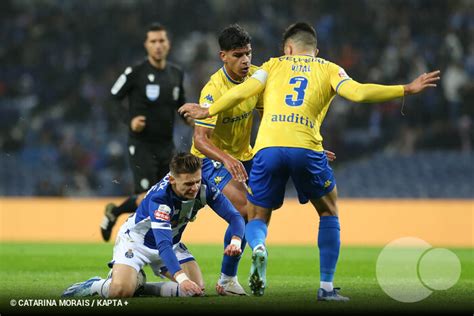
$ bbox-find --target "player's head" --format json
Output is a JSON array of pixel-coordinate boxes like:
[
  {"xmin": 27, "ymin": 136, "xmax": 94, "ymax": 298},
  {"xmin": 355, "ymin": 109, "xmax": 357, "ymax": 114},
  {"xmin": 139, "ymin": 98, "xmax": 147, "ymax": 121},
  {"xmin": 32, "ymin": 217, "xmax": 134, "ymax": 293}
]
[
  {"xmin": 169, "ymin": 153, "xmax": 202, "ymax": 200},
  {"xmin": 282, "ymin": 22, "xmax": 319, "ymax": 57},
  {"xmin": 218, "ymin": 24, "xmax": 252, "ymax": 80},
  {"xmin": 144, "ymin": 22, "xmax": 170, "ymax": 63}
]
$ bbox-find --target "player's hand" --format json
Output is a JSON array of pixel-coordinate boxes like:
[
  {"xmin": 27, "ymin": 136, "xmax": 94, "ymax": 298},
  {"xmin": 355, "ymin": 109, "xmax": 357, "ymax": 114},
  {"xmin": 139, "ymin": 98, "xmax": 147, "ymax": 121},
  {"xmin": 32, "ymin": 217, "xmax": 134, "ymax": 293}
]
[
  {"xmin": 224, "ymin": 237, "xmax": 242, "ymax": 256},
  {"xmin": 324, "ymin": 150, "xmax": 336, "ymax": 162},
  {"xmin": 178, "ymin": 103, "xmax": 210, "ymax": 120},
  {"xmin": 179, "ymin": 279, "xmax": 204, "ymax": 297},
  {"xmin": 404, "ymin": 70, "xmax": 441, "ymax": 95},
  {"xmin": 131, "ymin": 115, "xmax": 146, "ymax": 132},
  {"xmin": 222, "ymin": 156, "xmax": 248, "ymax": 183}
]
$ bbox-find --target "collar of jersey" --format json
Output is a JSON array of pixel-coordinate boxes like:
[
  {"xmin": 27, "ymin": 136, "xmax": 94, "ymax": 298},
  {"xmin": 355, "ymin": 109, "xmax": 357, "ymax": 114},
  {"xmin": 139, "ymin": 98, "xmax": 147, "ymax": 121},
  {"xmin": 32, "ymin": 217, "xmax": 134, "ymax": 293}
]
[{"xmin": 222, "ymin": 66, "xmax": 244, "ymax": 85}]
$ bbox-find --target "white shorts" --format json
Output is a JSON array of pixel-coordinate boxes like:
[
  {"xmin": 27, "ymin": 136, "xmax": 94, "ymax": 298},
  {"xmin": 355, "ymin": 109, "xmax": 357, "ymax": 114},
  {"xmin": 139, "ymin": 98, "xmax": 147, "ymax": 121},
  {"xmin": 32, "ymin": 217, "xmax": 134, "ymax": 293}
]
[{"xmin": 109, "ymin": 222, "xmax": 195, "ymax": 277}]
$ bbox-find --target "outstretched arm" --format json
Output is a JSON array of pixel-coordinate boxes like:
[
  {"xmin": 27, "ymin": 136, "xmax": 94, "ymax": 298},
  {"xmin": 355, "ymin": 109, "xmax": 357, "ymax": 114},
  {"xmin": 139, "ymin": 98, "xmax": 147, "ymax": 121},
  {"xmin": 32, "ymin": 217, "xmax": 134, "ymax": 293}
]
[
  {"xmin": 178, "ymin": 72, "xmax": 266, "ymax": 119},
  {"xmin": 337, "ymin": 70, "xmax": 440, "ymax": 103}
]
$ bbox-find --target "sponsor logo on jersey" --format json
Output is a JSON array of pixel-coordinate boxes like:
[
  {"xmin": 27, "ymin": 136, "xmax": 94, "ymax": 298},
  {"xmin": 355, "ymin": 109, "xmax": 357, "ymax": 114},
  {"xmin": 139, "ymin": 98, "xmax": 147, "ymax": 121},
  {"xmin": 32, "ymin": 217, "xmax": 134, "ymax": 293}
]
[
  {"xmin": 204, "ymin": 94, "xmax": 214, "ymax": 103},
  {"xmin": 222, "ymin": 110, "xmax": 252, "ymax": 124},
  {"xmin": 125, "ymin": 249, "xmax": 134, "ymax": 258},
  {"xmin": 146, "ymin": 84, "xmax": 160, "ymax": 101},
  {"xmin": 154, "ymin": 204, "xmax": 171, "ymax": 221}
]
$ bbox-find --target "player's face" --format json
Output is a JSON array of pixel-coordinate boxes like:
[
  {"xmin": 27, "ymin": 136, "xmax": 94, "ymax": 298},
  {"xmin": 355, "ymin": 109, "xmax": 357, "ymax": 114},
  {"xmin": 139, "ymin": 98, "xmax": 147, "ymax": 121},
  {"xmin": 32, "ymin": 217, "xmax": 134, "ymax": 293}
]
[
  {"xmin": 170, "ymin": 170, "xmax": 202, "ymax": 200},
  {"xmin": 144, "ymin": 30, "xmax": 170, "ymax": 62},
  {"xmin": 220, "ymin": 44, "xmax": 252, "ymax": 80}
]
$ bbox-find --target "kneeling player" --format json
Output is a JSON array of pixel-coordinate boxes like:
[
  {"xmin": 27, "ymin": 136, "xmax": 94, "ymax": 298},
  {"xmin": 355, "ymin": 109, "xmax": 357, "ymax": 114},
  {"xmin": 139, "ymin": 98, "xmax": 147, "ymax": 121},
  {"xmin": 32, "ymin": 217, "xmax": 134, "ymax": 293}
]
[{"xmin": 62, "ymin": 153, "xmax": 244, "ymax": 298}]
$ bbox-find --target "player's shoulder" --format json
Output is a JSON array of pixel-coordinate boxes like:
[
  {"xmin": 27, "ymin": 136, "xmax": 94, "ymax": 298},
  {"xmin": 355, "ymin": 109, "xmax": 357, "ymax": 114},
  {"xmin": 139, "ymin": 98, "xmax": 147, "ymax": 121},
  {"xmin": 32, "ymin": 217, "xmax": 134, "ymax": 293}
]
[
  {"xmin": 166, "ymin": 61, "xmax": 184, "ymax": 75},
  {"xmin": 205, "ymin": 68, "xmax": 227, "ymax": 89}
]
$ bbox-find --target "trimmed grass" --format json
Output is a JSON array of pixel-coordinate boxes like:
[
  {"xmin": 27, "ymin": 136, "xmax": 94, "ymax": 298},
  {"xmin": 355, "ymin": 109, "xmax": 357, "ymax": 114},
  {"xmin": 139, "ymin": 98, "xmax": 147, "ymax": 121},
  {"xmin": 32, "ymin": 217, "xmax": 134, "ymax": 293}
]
[{"xmin": 0, "ymin": 243, "xmax": 472, "ymax": 315}]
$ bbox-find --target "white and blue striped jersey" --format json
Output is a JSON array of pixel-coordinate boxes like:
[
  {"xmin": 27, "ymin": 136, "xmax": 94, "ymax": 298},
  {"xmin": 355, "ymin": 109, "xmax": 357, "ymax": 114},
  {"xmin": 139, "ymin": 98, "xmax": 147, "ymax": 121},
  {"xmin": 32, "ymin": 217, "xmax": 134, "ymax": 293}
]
[{"xmin": 123, "ymin": 173, "xmax": 245, "ymax": 275}]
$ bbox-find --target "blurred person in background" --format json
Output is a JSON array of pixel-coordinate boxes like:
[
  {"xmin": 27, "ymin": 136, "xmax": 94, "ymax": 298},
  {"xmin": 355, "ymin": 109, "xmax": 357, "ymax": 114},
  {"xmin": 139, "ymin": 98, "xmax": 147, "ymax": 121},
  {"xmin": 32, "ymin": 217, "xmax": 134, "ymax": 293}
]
[{"xmin": 101, "ymin": 22, "xmax": 192, "ymax": 242}]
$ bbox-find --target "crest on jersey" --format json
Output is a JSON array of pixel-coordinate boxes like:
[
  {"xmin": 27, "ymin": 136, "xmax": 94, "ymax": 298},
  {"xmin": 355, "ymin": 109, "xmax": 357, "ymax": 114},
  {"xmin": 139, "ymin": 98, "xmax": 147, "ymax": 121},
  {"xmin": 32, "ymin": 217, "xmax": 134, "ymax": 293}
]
[
  {"xmin": 148, "ymin": 74, "xmax": 155, "ymax": 82},
  {"xmin": 125, "ymin": 249, "xmax": 134, "ymax": 258},
  {"xmin": 146, "ymin": 84, "xmax": 160, "ymax": 101},
  {"xmin": 173, "ymin": 86, "xmax": 180, "ymax": 101}
]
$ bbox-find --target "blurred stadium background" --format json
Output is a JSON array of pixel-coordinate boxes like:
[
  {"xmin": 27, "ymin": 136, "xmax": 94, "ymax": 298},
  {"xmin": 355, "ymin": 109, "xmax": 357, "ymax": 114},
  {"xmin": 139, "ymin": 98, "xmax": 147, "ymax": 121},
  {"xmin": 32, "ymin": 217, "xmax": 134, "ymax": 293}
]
[
  {"xmin": 0, "ymin": 0, "xmax": 472, "ymax": 313},
  {"xmin": 0, "ymin": 0, "xmax": 472, "ymax": 198}
]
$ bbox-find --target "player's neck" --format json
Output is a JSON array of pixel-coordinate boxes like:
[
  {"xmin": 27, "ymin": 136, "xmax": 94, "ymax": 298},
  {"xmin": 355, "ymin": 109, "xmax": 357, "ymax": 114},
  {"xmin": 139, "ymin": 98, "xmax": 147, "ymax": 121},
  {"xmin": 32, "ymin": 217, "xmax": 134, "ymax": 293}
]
[
  {"xmin": 223, "ymin": 64, "xmax": 244, "ymax": 83},
  {"xmin": 291, "ymin": 50, "xmax": 315, "ymax": 57},
  {"xmin": 148, "ymin": 56, "xmax": 166, "ymax": 70}
]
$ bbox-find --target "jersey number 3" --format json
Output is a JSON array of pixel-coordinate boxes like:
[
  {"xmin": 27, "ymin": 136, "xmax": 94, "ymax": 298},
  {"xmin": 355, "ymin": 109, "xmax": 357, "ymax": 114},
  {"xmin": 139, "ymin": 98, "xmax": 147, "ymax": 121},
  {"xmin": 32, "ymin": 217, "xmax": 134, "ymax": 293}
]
[{"xmin": 285, "ymin": 76, "xmax": 308, "ymax": 106}]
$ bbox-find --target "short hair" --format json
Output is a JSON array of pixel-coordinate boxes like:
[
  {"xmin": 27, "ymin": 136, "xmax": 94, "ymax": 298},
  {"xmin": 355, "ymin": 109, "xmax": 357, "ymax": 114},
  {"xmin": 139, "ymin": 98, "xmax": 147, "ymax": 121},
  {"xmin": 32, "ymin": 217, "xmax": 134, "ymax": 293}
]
[
  {"xmin": 282, "ymin": 22, "xmax": 317, "ymax": 50},
  {"xmin": 218, "ymin": 24, "xmax": 251, "ymax": 51},
  {"xmin": 145, "ymin": 22, "xmax": 166, "ymax": 40},
  {"xmin": 169, "ymin": 153, "xmax": 202, "ymax": 176}
]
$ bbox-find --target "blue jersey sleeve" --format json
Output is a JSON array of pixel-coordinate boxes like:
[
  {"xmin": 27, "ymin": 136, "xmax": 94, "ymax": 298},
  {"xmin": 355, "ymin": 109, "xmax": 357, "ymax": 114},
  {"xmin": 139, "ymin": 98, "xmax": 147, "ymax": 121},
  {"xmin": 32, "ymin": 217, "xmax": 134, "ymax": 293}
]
[
  {"xmin": 148, "ymin": 197, "xmax": 182, "ymax": 276},
  {"xmin": 205, "ymin": 182, "xmax": 245, "ymax": 239}
]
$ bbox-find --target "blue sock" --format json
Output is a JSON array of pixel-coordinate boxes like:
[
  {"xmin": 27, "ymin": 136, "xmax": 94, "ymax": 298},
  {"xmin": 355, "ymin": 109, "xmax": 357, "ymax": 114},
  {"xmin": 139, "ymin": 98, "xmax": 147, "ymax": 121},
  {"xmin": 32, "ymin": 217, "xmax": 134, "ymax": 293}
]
[
  {"xmin": 318, "ymin": 216, "xmax": 341, "ymax": 283},
  {"xmin": 221, "ymin": 224, "xmax": 247, "ymax": 277},
  {"xmin": 245, "ymin": 219, "xmax": 268, "ymax": 250}
]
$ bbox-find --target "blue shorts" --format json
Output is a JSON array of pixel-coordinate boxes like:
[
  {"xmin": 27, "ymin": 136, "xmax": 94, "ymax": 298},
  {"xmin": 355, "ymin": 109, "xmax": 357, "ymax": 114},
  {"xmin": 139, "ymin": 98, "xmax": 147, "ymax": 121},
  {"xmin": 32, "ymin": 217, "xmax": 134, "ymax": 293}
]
[
  {"xmin": 202, "ymin": 158, "xmax": 253, "ymax": 191},
  {"xmin": 247, "ymin": 147, "xmax": 336, "ymax": 209}
]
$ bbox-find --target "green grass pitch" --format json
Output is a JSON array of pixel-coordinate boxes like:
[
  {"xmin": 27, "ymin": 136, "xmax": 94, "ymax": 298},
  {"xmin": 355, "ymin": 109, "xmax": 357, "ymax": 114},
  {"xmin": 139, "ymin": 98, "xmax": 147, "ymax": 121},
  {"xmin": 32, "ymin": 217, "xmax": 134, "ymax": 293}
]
[{"xmin": 0, "ymin": 243, "xmax": 472, "ymax": 315}]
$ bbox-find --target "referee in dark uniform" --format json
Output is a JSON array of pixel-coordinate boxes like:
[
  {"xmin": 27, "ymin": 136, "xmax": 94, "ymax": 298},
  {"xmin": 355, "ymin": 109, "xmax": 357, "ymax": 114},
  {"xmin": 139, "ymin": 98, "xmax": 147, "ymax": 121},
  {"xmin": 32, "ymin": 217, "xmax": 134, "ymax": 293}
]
[{"xmin": 101, "ymin": 22, "xmax": 191, "ymax": 241}]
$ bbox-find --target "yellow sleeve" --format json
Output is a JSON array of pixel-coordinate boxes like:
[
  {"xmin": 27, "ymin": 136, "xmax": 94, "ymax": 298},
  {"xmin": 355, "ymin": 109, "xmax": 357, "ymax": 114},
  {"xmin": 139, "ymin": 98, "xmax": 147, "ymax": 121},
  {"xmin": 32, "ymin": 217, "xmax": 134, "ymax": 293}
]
[
  {"xmin": 337, "ymin": 80, "xmax": 404, "ymax": 103},
  {"xmin": 195, "ymin": 82, "xmax": 221, "ymax": 128},
  {"xmin": 208, "ymin": 77, "xmax": 265, "ymax": 116},
  {"xmin": 327, "ymin": 62, "xmax": 404, "ymax": 103}
]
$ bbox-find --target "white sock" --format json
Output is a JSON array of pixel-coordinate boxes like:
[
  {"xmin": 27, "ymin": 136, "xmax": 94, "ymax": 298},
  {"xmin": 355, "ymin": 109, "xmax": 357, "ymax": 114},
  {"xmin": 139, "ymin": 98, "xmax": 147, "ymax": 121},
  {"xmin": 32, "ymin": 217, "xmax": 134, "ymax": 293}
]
[
  {"xmin": 143, "ymin": 282, "xmax": 182, "ymax": 297},
  {"xmin": 218, "ymin": 273, "xmax": 236, "ymax": 285},
  {"xmin": 90, "ymin": 278, "xmax": 111, "ymax": 298},
  {"xmin": 320, "ymin": 281, "xmax": 333, "ymax": 292}
]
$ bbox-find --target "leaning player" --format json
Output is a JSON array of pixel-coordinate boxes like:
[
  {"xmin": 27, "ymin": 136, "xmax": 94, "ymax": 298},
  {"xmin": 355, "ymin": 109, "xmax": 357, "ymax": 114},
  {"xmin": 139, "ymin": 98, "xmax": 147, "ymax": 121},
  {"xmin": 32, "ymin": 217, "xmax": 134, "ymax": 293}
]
[
  {"xmin": 191, "ymin": 24, "xmax": 336, "ymax": 296},
  {"xmin": 179, "ymin": 22, "xmax": 440, "ymax": 300},
  {"xmin": 63, "ymin": 153, "xmax": 244, "ymax": 298}
]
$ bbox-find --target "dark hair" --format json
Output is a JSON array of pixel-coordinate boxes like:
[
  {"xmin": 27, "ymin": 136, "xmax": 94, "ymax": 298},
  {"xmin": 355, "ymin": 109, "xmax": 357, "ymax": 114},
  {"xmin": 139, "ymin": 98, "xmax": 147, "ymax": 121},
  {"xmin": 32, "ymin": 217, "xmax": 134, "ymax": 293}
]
[
  {"xmin": 145, "ymin": 22, "xmax": 166, "ymax": 40},
  {"xmin": 218, "ymin": 24, "xmax": 251, "ymax": 51},
  {"xmin": 169, "ymin": 153, "xmax": 202, "ymax": 176},
  {"xmin": 282, "ymin": 22, "xmax": 317, "ymax": 49}
]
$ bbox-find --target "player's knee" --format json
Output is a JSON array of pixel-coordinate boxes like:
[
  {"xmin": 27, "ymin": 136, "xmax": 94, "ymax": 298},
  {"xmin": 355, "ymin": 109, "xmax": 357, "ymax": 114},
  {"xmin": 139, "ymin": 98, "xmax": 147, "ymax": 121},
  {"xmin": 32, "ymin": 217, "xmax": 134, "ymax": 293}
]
[{"xmin": 109, "ymin": 280, "xmax": 135, "ymax": 298}]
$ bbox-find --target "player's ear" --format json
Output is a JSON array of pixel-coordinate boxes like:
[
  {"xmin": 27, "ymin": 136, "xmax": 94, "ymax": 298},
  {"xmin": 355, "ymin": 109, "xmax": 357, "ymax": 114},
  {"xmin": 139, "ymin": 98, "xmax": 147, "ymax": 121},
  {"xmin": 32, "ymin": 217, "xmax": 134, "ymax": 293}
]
[
  {"xmin": 168, "ymin": 174, "xmax": 176, "ymax": 185},
  {"xmin": 219, "ymin": 51, "xmax": 227, "ymax": 63},
  {"xmin": 315, "ymin": 48, "xmax": 319, "ymax": 57}
]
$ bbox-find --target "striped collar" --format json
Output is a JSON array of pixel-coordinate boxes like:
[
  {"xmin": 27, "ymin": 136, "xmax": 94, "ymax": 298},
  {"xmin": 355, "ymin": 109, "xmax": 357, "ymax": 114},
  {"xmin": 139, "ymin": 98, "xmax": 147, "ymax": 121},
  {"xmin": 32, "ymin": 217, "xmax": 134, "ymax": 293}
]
[{"xmin": 222, "ymin": 66, "xmax": 244, "ymax": 85}]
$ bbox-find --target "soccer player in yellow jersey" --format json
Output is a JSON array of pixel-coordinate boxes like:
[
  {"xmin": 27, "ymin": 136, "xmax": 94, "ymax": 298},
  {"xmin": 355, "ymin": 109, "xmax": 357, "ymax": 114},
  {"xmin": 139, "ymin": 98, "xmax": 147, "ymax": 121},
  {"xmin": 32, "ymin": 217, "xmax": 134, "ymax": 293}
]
[
  {"xmin": 191, "ymin": 24, "xmax": 336, "ymax": 296},
  {"xmin": 190, "ymin": 24, "xmax": 259, "ymax": 296},
  {"xmin": 180, "ymin": 22, "xmax": 440, "ymax": 300}
]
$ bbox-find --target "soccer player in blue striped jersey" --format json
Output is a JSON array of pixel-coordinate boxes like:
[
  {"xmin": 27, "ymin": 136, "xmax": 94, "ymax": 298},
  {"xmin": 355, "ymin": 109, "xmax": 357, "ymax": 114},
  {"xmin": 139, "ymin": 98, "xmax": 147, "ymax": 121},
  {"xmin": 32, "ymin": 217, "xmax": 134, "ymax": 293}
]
[
  {"xmin": 63, "ymin": 153, "xmax": 244, "ymax": 298},
  {"xmin": 179, "ymin": 22, "xmax": 440, "ymax": 300}
]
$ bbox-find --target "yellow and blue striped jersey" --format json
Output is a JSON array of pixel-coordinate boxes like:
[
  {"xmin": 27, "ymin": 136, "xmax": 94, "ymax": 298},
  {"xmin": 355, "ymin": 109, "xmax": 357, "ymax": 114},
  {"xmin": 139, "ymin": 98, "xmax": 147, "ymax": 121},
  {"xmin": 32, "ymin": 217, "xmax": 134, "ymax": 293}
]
[
  {"xmin": 253, "ymin": 55, "xmax": 351, "ymax": 153},
  {"xmin": 190, "ymin": 65, "xmax": 262, "ymax": 161}
]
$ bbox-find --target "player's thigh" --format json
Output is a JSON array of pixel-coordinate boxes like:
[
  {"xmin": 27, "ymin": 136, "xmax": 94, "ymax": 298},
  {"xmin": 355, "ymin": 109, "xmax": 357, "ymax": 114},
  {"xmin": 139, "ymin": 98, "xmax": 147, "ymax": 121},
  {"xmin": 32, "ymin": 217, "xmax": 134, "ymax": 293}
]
[
  {"xmin": 152, "ymin": 143, "xmax": 174, "ymax": 182},
  {"xmin": 222, "ymin": 179, "xmax": 248, "ymax": 218},
  {"xmin": 289, "ymin": 148, "xmax": 336, "ymax": 206},
  {"xmin": 127, "ymin": 139, "xmax": 155, "ymax": 193},
  {"xmin": 310, "ymin": 185, "xmax": 339, "ymax": 217},
  {"xmin": 247, "ymin": 148, "xmax": 289, "ymax": 209},
  {"xmin": 109, "ymin": 264, "xmax": 138, "ymax": 297}
]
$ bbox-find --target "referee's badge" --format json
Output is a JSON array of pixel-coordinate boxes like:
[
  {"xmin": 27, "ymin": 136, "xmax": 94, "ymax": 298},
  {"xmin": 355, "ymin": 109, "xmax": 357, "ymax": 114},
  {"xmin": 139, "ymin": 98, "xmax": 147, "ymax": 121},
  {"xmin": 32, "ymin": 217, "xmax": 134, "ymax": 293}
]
[
  {"xmin": 173, "ymin": 86, "xmax": 180, "ymax": 101},
  {"xmin": 146, "ymin": 84, "xmax": 160, "ymax": 101}
]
